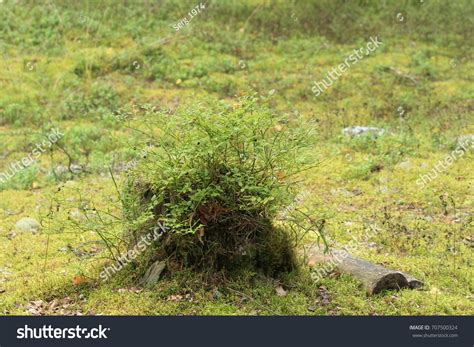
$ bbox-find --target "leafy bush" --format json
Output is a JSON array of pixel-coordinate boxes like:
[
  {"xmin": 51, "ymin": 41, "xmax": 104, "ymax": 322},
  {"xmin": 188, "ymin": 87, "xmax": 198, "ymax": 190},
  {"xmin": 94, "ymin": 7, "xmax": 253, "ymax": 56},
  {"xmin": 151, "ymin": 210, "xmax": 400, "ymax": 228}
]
[
  {"xmin": 0, "ymin": 99, "xmax": 44, "ymax": 127},
  {"xmin": 57, "ymin": 124, "xmax": 114, "ymax": 171},
  {"xmin": 64, "ymin": 82, "xmax": 120, "ymax": 120},
  {"xmin": 122, "ymin": 97, "xmax": 317, "ymax": 275},
  {"xmin": 0, "ymin": 164, "xmax": 38, "ymax": 191}
]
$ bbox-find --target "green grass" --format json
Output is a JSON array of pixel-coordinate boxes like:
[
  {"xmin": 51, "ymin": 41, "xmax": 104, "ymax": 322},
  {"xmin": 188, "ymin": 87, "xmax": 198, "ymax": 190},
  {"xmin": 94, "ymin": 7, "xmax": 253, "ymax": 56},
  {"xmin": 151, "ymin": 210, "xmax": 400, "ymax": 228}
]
[{"xmin": 0, "ymin": 0, "xmax": 472, "ymax": 315}]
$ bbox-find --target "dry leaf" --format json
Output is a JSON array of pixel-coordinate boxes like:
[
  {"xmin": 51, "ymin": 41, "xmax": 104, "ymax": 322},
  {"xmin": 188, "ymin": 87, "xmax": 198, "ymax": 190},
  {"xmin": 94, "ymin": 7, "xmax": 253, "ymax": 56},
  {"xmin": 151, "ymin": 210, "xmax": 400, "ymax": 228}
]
[
  {"xmin": 317, "ymin": 286, "xmax": 331, "ymax": 306},
  {"xmin": 26, "ymin": 297, "xmax": 85, "ymax": 316},
  {"xmin": 73, "ymin": 275, "xmax": 86, "ymax": 286},
  {"xmin": 167, "ymin": 294, "xmax": 183, "ymax": 302}
]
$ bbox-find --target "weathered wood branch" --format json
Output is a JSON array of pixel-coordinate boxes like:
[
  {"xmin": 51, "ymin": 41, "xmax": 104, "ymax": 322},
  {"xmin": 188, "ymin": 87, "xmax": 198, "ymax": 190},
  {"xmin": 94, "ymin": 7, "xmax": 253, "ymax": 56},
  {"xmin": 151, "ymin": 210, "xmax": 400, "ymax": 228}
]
[
  {"xmin": 388, "ymin": 67, "xmax": 418, "ymax": 85},
  {"xmin": 302, "ymin": 244, "xmax": 423, "ymax": 295}
]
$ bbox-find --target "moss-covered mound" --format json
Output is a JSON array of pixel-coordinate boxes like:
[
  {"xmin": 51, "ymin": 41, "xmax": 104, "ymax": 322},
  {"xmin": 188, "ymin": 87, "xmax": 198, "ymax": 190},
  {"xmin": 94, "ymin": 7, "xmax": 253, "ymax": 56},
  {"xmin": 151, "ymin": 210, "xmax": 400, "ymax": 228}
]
[{"xmin": 121, "ymin": 98, "xmax": 315, "ymax": 278}]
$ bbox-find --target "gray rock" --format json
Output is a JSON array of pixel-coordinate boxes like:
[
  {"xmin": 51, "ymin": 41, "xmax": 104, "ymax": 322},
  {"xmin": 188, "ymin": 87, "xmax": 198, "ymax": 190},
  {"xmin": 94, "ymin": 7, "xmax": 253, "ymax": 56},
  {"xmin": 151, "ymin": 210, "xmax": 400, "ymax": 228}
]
[
  {"xmin": 139, "ymin": 260, "xmax": 166, "ymax": 286},
  {"xmin": 54, "ymin": 164, "xmax": 82, "ymax": 175},
  {"xmin": 397, "ymin": 160, "xmax": 412, "ymax": 170},
  {"xmin": 343, "ymin": 126, "xmax": 385, "ymax": 137},
  {"xmin": 15, "ymin": 217, "xmax": 41, "ymax": 233}
]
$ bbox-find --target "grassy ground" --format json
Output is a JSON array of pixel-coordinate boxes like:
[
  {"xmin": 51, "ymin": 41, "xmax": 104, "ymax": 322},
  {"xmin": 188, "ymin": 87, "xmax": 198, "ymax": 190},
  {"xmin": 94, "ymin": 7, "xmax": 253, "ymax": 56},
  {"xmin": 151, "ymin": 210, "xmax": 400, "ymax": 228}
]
[{"xmin": 0, "ymin": 0, "xmax": 473, "ymax": 315}]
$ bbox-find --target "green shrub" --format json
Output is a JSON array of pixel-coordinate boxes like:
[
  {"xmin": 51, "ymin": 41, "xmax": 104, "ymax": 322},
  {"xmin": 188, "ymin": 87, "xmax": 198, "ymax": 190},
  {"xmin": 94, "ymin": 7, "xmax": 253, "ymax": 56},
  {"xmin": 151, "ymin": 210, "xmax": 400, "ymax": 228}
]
[
  {"xmin": 0, "ymin": 100, "xmax": 44, "ymax": 127},
  {"xmin": 122, "ymin": 97, "xmax": 317, "ymax": 276},
  {"xmin": 63, "ymin": 82, "xmax": 120, "ymax": 120},
  {"xmin": 0, "ymin": 164, "xmax": 38, "ymax": 191},
  {"xmin": 60, "ymin": 124, "xmax": 112, "ymax": 168}
]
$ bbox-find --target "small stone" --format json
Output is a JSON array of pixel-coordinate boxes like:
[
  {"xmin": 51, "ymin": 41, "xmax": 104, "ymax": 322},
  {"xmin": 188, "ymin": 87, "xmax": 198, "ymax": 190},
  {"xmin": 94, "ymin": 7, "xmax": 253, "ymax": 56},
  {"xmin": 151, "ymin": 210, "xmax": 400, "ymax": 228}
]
[
  {"xmin": 15, "ymin": 217, "xmax": 41, "ymax": 233},
  {"xmin": 397, "ymin": 160, "xmax": 412, "ymax": 170},
  {"xmin": 139, "ymin": 260, "xmax": 166, "ymax": 286},
  {"xmin": 342, "ymin": 126, "xmax": 385, "ymax": 138},
  {"xmin": 54, "ymin": 164, "xmax": 82, "ymax": 175}
]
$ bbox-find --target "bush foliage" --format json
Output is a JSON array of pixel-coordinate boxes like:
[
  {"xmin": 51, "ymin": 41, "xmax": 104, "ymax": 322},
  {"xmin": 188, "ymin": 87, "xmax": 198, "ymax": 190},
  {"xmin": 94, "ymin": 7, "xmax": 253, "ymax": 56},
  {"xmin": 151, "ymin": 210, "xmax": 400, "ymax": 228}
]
[{"xmin": 122, "ymin": 97, "xmax": 316, "ymax": 274}]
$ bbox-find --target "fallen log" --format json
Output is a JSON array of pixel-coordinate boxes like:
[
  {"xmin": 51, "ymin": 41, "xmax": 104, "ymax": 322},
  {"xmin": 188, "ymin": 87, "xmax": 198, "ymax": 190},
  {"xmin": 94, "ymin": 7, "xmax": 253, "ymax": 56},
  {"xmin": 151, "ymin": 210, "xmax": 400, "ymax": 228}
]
[{"xmin": 302, "ymin": 244, "xmax": 423, "ymax": 295}]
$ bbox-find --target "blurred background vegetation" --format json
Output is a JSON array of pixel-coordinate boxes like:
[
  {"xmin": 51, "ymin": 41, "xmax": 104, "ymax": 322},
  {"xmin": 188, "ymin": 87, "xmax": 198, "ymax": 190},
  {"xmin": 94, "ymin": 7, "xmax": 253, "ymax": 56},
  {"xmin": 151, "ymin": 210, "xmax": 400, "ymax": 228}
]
[{"xmin": 0, "ymin": 0, "xmax": 472, "ymax": 315}]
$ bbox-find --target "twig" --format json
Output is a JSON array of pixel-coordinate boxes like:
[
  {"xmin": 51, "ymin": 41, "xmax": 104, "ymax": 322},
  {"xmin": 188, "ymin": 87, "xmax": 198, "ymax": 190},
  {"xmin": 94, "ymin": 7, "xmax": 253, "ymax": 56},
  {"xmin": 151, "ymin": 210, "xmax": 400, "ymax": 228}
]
[
  {"xmin": 227, "ymin": 287, "xmax": 280, "ymax": 315},
  {"xmin": 388, "ymin": 67, "xmax": 417, "ymax": 85}
]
